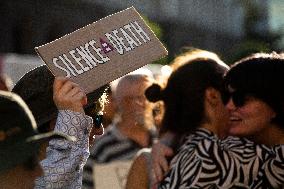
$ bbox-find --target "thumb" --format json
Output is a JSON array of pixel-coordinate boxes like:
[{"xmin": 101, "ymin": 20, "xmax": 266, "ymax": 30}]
[{"xmin": 81, "ymin": 96, "xmax": 88, "ymax": 106}]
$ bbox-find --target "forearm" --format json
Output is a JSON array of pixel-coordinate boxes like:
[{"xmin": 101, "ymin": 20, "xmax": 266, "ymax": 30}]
[{"xmin": 35, "ymin": 110, "xmax": 93, "ymax": 189}]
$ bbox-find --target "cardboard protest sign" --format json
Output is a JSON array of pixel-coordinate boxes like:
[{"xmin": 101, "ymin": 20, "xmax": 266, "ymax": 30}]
[
  {"xmin": 35, "ymin": 7, "xmax": 167, "ymax": 93},
  {"xmin": 94, "ymin": 160, "xmax": 133, "ymax": 189}
]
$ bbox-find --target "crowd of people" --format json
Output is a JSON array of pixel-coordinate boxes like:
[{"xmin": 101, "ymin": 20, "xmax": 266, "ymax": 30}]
[{"xmin": 1, "ymin": 47, "xmax": 284, "ymax": 189}]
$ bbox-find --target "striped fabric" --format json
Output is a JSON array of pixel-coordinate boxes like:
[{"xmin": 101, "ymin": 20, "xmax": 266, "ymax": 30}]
[
  {"xmin": 82, "ymin": 124, "xmax": 141, "ymax": 189},
  {"xmin": 159, "ymin": 128, "xmax": 284, "ymax": 189}
]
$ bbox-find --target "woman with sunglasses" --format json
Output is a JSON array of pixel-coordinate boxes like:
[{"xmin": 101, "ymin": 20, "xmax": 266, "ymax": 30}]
[
  {"xmin": 224, "ymin": 53, "xmax": 284, "ymax": 187},
  {"xmin": 225, "ymin": 53, "xmax": 284, "ymax": 146},
  {"xmin": 151, "ymin": 51, "xmax": 284, "ymax": 188}
]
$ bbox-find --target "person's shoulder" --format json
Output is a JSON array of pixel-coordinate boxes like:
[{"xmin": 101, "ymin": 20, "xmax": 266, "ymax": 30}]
[
  {"xmin": 90, "ymin": 126, "xmax": 119, "ymax": 150},
  {"xmin": 217, "ymin": 136, "xmax": 275, "ymax": 160},
  {"xmin": 221, "ymin": 136, "xmax": 260, "ymax": 149},
  {"xmin": 184, "ymin": 128, "xmax": 217, "ymax": 141},
  {"xmin": 136, "ymin": 148, "xmax": 151, "ymax": 157},
  {"xmin": 179, "ymin": 128, "xmax": 217, "ymax": 151},
  {"xmin": 95, "ymin": 124, "xmax": 117, "ymax": 139},
  {"xmin": 133, "ymin": 152, "xmax": 149, "ymax": 166},
  {"xmin": 134, "ymin": 148, "xmax": 152, "ymax": 164}
]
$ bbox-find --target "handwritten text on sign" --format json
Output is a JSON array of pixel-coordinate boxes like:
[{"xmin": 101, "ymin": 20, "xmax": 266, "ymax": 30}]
[
  {"xmin": 53, "ymin": 21, "xmax": 150, "ymax": 77},
  {"xmin": 35, "ymin": 7, "xmax": 168, "ymax": 94}
]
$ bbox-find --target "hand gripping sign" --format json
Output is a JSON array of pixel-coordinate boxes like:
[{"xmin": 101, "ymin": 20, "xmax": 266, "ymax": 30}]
[{"xmin": 35, "ymin": 7, "xmax": 168, "ymax": 94}]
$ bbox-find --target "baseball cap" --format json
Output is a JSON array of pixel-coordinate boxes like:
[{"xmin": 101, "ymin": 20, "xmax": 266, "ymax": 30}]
[
  {"xmin": 12, "ymin": 65, "xmax": 108, "ymax": 127},
  {"xmin": 0, "ymin": 91, "xmax": 74, "ymax": 173}
]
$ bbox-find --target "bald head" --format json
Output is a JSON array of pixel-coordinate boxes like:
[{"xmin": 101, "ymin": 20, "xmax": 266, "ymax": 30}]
[
  {"xmin": 114, "ymin": 74, "xmax": 154, "ymax": 104},
  {"xmin": 113, "ymin": 74, "xmax": 155, "ymax": 129}
]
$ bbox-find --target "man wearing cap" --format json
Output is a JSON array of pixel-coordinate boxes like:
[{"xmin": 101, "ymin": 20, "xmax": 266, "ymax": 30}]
[
  {"xmin": 0, "ymin": 90, "xmax": 72, "ymax": 188},
  {"xmin": 12, "ymin": 65, "xmax": 108, "ymax": 188}
]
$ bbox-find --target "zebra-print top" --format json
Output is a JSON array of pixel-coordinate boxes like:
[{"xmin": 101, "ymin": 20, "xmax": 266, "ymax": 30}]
[{"xmin": 159, "ymin": 128, "xmax": 284, "ymax": 189}]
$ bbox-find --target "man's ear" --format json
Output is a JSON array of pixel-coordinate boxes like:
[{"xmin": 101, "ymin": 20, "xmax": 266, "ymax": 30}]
[{"xmin": 205, "ymin": 87, "xmax": 220, "ymax": 106}]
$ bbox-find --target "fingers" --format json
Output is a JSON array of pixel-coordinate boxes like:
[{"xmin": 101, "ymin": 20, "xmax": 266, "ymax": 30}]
[
  {"xmin": 72, "ymin": 91, "xmax": 87, "ymax": 107},
  {"xmin": 66, "ymin": 87, "xmax": 88, "ymax": 106},
  {"xmin": 163, "ymin": 146, "xmax": 174, "ymax": 157},
  {"xmin": 67, "ymin": 86, "xmax": 81, "ymax": 97},
  {"xmin": 53, "ymin": 77, "xmax": 87, "ymax": 113},
  {"xmin": 61, "ymin": 82, "xmax": 80, "ymax": 96},
  {"xmin": 153, "ymin": 159, "xmax": 164, "ymax": 182},
  {"xmin": 53, "ymin": 77, "xmax": 68, "ymax": 94},
  {"xmin": 151, "ymin": 142, "xmax": 175, "ymax": 182},
  {"xmin": 158, "ymin": 154, "xmax": 170, "ymax": 175},
  {"xmin": 81, "ymin": 96, "xmax": 88, "ymax": 106}
]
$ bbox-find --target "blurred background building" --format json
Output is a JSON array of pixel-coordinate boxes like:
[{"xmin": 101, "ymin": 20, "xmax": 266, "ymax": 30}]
[{"xmin": 0, "ymin": 0, "xmax": 283, "ymax": 82}]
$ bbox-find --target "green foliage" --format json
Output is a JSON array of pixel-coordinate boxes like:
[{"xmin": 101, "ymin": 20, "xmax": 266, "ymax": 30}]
[
  {"xmin": 142, "ymin": 15, "xmax": 168, "ymax": 65},
  {"xmin": 229, "ymin": 40, "xmax": 271, "ymax": 64},
  {"xmin": 142, "ymin": 16, "xmax": 163, "ymax": 39},
  {"xmin": 229, "ymin": 1, "xmax": 283, "ymax": 64}
]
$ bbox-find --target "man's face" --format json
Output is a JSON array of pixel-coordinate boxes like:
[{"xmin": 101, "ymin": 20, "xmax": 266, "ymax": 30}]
[{"xmin": 117, "ymin": 78, "xmax": 154, "ymax": 128}]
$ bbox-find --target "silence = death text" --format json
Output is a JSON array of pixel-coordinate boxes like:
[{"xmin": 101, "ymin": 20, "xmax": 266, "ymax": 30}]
[{"xmin": 52, "ymin": 20, "xmax": 151, "ymax": 77}]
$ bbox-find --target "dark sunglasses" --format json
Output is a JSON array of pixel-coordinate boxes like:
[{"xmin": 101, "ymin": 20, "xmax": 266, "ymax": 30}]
[
  {"xmin": 92, "ymin": 114, "xmax": 103, "ymax": 128},
  {"xmin": 222, "ymin": 90, "xmax": 248, "ymax": 107}
]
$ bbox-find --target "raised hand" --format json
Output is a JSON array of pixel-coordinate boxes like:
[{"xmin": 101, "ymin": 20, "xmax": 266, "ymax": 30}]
[{"xmin": 53, "ymin": 77, "xmax": 87, "ymax": 113}]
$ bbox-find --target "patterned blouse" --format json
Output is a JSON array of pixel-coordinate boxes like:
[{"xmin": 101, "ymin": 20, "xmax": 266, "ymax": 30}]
[
  {"xmin": 35, "ymin": 110, "xmax": 93, "ymax": 189},
  {"xmin": 159, "ymin": 128, "xmax": 284, "ymax": 189}
]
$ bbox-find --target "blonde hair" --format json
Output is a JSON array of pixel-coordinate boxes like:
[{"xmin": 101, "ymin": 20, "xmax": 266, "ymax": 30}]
[{"xmin": 171, "ymin": 49, "xmax": 229, "ymax": 71}]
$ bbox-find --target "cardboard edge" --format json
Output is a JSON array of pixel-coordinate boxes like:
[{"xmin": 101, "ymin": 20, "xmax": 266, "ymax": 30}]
[
  {"xmin": 34, "ymin": 7, "xmax": 136, "ymax": 50},
  {"xmin": 34, "ymin": 47, "xmax": 56, "ymax": 77},
  {"xmin": 132, "ymin": 8, "xmax": 168, "ymax": 56},
  {"xmin": 33, "ymin": 6, "xmax": 168, "ymax": 93}
]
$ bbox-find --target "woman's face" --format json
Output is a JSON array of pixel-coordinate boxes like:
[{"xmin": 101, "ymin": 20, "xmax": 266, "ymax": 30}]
[{"xmin": 225, "ymin": 91, "xmax": 276, "ymax": 137}]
